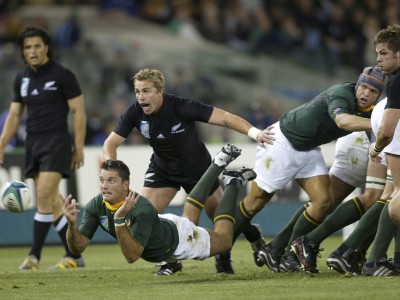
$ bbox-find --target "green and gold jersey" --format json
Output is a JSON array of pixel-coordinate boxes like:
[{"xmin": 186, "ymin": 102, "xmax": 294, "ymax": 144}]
[
  {"xmin": 79, "ymin": 194, "xmax": 179, "ymax": 263},
  {"xmin": 280, "ymin": 83, "xmax": 373, "ymax": 151}
]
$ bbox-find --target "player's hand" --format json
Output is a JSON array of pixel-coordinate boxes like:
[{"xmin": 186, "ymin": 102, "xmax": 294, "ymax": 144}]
[
  {"xmin": 60, "ymin": 193, "xmax": 79, "ymax": 223},
  {"xmin": 369, "ymin": 142, "xmax": 382, "ymax": 163},
  {"xmin": 71, "ymin": 148, "xmax": 84, "ymax": 171},
  {"xmin": 114, "ymin": 191, "xmax": 140, "ymax": 218},
  {"xmin": 257, "ymin": 125, "xmax": 275, "ymax": 146}
]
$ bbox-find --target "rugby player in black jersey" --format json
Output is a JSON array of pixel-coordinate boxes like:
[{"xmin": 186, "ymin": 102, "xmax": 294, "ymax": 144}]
[
  {"xmin": 0, "ymin": 26, "xmax": 87, "ymax": 270},
  {"xmin": 103, "ymin": 68, "xmax": 273, "ymax": 275}
]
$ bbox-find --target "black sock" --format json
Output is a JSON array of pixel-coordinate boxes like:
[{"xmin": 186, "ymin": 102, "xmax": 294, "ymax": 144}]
[
  {"xmin": 242, "ymin": 224, "xmax": 261, "ymax": 243},
  {"xmin": 30, "ymin": 213, "xmax": 53, "ymax": 260},
  {"xmin": 54, "ymin": 215, "xmax": 81, "ymax": 259}
]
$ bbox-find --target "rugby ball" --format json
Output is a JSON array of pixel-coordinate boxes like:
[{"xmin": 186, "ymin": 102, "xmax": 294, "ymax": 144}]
[{"xmin": 1, "ymin": 180, "xmax": 32, "ymax": 213}]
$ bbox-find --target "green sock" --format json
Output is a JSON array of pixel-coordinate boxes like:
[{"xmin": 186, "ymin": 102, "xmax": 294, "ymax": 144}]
[
  {"xmin": 394, "ymin": 229, "xmax": 400, "ymax": 263},
  {"xmin": 367, "ymin": 203, "xmax": 397, "ymax": 263},
  {"xmin": 283, "ymin": 210, "xmax": 320, "ymax": 256},
  {"xmin": 185, "ymin": 163, "xmax": 223, "ymax": 209},
  {"xmin": 307, "ymin": 197, "xmax": 364, "ymax": 245},
  {"xmin": 270, "ymin": 203, "xmax": 309, "ymax": 253},
  {"xmin": 344, "ymin": 199, "xmax": 387, "ymax": 251},
  {"xmin": 214, "ymin": 185, "xmax": 239, "ymax": 224},
  {"xmin": 233, "ymin": 200, "xmax": 254, "ymax": 241}
]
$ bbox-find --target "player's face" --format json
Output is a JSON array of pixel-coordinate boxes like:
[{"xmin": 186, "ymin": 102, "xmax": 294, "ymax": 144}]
[
  {"xmin": 376, "ymin": 42, "xmax": 400, "ymax": 75},
  {"xmin": 134, "ymin": 80, "xmax": 164, "ymax": 115},
  {"xmin": 355, "ymin": 82, "xmax": 379, "ymax": 109},
  {"xmin": 99, "ymin": 169, "xmax": 129, "ymax": 203},
  {"xmin": 22, "ymin": 36, "xmax": 49, "ymax": 69}
]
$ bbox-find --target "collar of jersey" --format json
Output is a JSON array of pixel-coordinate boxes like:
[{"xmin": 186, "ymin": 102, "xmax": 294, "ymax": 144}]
[
  {"xmin": 358, "ymin": 104, "xmax": 374, "ymax": 113},
  {"xmin": 28, "ymin": 59, "xmax": 53, "ymax": 75},
  {"xmin": 103, "ymin": 199, "xmax": 125, "ymax": 212}
]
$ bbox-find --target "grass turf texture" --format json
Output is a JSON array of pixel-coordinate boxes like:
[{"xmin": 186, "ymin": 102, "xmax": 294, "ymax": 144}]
[{"xmin": 0, "ymin": 236, "xmax": 398, "ymax": 300}]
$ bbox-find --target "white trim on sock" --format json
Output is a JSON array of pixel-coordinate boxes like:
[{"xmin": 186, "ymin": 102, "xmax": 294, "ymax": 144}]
[
  {"xmin": 34, "ymin": 212, "xmax": 54, "ymax": 222},
  {"xmin": 55, "ymin": 215, "xmax": 68, "ymax": 232}
]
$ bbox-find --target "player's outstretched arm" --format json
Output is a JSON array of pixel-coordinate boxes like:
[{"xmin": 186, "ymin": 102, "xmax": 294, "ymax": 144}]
[
  {"xmin": 207, "ymin": 107, "xmax": 275, "ymax": 144},
  {"xmin": 60, "ymin": 194, "xmax": 90, "ymax": 254},
  {"xmin": 335, "ymin": 113, "xmax": 371, "ymax": 132}
]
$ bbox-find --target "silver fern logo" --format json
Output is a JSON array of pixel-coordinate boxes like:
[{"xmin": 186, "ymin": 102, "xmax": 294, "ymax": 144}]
[{"xmin": 171, "ymin": 123, "xmax": 185, "ymax": 134}]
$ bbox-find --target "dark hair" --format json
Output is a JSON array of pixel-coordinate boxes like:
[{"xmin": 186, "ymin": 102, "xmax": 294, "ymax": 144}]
[
  {"xmin": 374, "ymin": 24, "xmax": 400, "ymax": 53},
  {"xmin": 101, "ymin": 160, "xmax": 130, "ymax": 181},
  {"xmin": 16, "ymin": 26, "xmax": 53, "ymax": 60}
]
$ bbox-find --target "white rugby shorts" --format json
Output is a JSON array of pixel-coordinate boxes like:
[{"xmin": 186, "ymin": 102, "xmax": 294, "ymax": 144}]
[
  {"xmin": 372, "ymin": 98, "xmax": 400, "ymax": 156},
  {"xmin": 254, "ymin": 122, "xmax": 328, "ymax": 193},
  {"xmin": 159, "ymin": 214, "xmax": 210, "ymax": 260},
  {"xmin": 329, "ymin": 131, "xmax": 370, "ymax": 187}
]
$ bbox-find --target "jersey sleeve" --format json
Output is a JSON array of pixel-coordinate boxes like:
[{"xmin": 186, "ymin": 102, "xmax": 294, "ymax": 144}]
[
  {"xmin": 175, "ymin": 96, "xmax": 214, "ymax": 122},
  {"xmin": 79, "ymin": 199, "xmax": 100, "ymax": 239},
  {"xmin": 12, "ymin": 73, "xmax": 23, "ymax": 103},
  {"xmin": 385, "ymin": 74, "xmax": 400, "ymax": 109},
  {"xmin": 112, "ymin": 103, "xmax": 139, "ymax": 138},
  {"xmin": 327, "ymin": 95, "xmax": 351, "ymax": 121},
  {"xmin": 60, "ymin": 68, "xmax": 82, "ymax": 100}
]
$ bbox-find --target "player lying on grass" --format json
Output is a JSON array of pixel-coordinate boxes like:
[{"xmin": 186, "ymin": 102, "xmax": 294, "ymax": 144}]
[{"xmin": 61, "ymin": 144, "xmax": 256, "ymax": 269}]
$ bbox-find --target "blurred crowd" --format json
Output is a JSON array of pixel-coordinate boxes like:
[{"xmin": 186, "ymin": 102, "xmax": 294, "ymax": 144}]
[
  {"xmin": 138, "ymin": 0, "xmax": 398, "ymax": 75},
  {"xmin": 0, "ymin": 0, "xmax": 399, "ymax": 146},
  {"xmin": 8, "ymin": 0, "xmax": 394, "ymax": 74}
]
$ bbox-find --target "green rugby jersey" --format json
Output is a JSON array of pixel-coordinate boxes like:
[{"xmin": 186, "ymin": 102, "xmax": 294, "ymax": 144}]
[
  {"xmin": 79, "ymin": 194, "xmax": 179, "ymax": 263},
  {"xmin": 280, "ymin": 83, "xmax": 373, "ymax": 151}
]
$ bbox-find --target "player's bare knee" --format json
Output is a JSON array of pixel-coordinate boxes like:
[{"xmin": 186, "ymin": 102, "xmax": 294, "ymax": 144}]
[
  {"xmin": 312, "ymin": 196, "xmax": 335, "ymax": 215},
  {"xmin": 388, "ymin": 200, "xmax": 400, "ymax": 225}
]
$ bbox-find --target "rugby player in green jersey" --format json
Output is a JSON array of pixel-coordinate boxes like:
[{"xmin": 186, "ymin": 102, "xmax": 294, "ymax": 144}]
[
  {"xmin": 234, "ymin": 66, "xmax": 385, "ymax": 273},
  {"xmin": 60, "ymin": 144, "xmax": 257, "ymax": 270}
]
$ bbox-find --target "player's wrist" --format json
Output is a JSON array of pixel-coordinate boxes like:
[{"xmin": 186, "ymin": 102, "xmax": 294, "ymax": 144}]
[
  {"xmin": 247, "ymin": 127, "xmax": 261, "ymax": 141},
  {"xmin": 114, "ymin": 217, "xmax": 126, "ymax": 227},
  {"xmin": 374, "ymin": 144, "xmax": 383, "ymax": 153}
]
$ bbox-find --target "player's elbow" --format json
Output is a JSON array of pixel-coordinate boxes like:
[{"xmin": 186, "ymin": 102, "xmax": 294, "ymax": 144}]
[
  {"xmin": 124, "ymin": 254, "xmax": 140, "ymax": 264},
  {"xmin": 334, "ymin": 115, "xmax": 349, "ymax": 130}
]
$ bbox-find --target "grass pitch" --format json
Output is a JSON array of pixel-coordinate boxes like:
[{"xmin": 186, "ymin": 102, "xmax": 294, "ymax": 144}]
[{"xmin": 0, "ymin": 236, "xmax": 398, "ymax": 300}]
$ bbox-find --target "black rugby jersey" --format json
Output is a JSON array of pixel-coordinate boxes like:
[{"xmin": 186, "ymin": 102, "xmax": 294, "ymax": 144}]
[
  {"xmin": 385, "ymin": 69, "xmax": 400, "ymax": 109},
  {"xmin": 114, "ymin": 94, "xmax": 214, "ymax": 179},
  {"xmin": 12, "ymin": 60, "xmax": 82, "ymax": 134}
]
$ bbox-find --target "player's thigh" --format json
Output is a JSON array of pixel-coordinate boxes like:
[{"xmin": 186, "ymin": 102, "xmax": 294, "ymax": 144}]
[
  {"xmin": 386, "ymin": 154, "xmax": 400, "ymax": 188},
  {"xmin": 329, "ymin": 174, "xmax": 356, "ymax": 205},
  {"xmin": 142, "ymin": 187, "xmax": 178, "ymax": 213},
  {"xmin": 34, "ymin": 172, "xmax": 63, "ymax": 211},
  {"xmin": 297, "ymin": 175, "xmax": 332, "ymax": 204},
  {"xmin": 34, "ymin": 172, "xmax": 63, "ymax": 197}
]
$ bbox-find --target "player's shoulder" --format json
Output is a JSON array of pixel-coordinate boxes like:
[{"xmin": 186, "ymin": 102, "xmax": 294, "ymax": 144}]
[
  {"xmin": 49, "ymin": 60, "xmax": 76, "ymax": 77},
  {"xmin": 84, "ymin": 193, "xmax": 104, "ymax": 211}
]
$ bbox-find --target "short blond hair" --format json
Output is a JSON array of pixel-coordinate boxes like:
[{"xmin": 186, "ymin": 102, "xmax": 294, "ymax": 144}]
[{"xmin": 132, "ymin": 68, "xmax": 165, "ymax": 91}]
